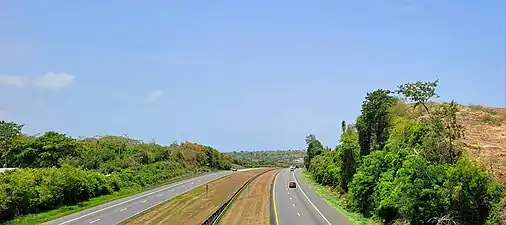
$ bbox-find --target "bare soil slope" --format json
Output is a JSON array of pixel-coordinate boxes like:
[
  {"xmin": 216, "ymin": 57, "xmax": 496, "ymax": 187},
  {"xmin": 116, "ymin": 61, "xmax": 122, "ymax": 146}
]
[{"xmin": 455, "ymin": 105, "xmax": 506, "ymax": 185}]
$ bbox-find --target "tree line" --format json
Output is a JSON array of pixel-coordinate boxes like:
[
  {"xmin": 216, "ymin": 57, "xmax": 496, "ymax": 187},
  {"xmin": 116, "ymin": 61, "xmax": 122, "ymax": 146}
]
[
  {"xmin": 225, "ymin": 149, "xmax": 305, "ymax": 167},
  {"xmin": 305, "ymin": 80, "xmax": 504, "ymax": 225},
  {"xmin": 0, "ymin": 124, "xmax": 235, "ymax": 223}
]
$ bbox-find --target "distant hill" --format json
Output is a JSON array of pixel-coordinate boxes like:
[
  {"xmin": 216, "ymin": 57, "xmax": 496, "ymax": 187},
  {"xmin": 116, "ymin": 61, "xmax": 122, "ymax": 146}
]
[{"xmin": 224, "ymin": 150, "xmax": 305, "ymax": 167}]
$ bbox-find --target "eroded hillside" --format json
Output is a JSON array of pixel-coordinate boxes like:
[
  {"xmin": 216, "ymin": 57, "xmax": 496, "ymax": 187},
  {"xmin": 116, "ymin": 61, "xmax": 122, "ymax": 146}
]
[{"xmin": 456, "ymin": 105, "xmax": 506, "ymax": 186}]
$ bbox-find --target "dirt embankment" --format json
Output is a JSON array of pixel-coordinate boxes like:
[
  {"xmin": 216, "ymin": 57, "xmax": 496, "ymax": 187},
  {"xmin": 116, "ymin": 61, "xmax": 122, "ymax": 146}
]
[
  {"xmin": 220, "ymin": 169, "xmax": 279, "ymax": 225},
  {"xmin": 455, "ymin": 105, "xmax": 506, "ymax": 185},
  {"xmin": 125, "ymin": 169, "xmax": 269, "ymax": 225}
]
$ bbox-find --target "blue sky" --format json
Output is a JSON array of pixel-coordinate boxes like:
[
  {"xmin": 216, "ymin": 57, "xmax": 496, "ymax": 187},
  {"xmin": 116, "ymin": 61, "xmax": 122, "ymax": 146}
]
[{"xmin": 0, "ymin": 0, "xmax": 504, "ymax": 151}]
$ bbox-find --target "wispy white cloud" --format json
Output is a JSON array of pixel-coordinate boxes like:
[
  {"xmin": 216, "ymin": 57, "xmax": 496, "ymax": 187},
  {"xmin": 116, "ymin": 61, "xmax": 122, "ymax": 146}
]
[
  {"xmin": 146, "ymin": 89, "xmax": 163, "ymax": 103},
  {"xmin": 35, "ymin": 72, "xmax": 75, "ymax": 89},
  {"xmin": 0, "ymin": 72, "xmax": 75, "ymax": 90}
]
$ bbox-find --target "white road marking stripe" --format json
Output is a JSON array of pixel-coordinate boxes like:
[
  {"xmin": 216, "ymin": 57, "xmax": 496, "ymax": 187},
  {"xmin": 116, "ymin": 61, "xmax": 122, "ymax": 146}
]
[
  {"xmin": 292, "ymin": 203, "xmax": 296, "ymax": 207},
  {"xmin": 89, "ymin": 219, "xmax": 100, "ymax": 224},
  {"xmin": 119, "ymin": 208, "xmax": 127, "ymax": 212},
  {"xmin": 292, "ymin": 171, "xmax": 331, "ymax": 225},
  {"xmin": 157, "ymin": 193, "xmax": 163, "ymax": 197},
  {"xmin": 297, "ymin": 212, "xmax": 301, "ymax": 217},
  {"xmin": 141, "ymin": 200, "xmax": 147, "ymax": 203},
  {"xmin": 289, "ymin": 197, "xmax": 292, "ymax": 200}
]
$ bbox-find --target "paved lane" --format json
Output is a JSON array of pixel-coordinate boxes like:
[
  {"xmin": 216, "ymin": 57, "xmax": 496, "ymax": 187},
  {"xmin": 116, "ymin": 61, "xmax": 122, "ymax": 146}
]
[
  {"xmin": 44, "ymin": 170, "xmax": 242, "ymax": 225},
  {"xmin": 274, "ymin": 169, "xmax": 351, "ymax": 225}
]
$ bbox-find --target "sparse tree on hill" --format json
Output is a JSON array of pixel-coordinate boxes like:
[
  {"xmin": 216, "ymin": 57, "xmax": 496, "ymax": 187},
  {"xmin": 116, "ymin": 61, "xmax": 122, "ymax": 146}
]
[{"xmin": 396, "ymin": 79, "xmax": 439, "ymax": 114}]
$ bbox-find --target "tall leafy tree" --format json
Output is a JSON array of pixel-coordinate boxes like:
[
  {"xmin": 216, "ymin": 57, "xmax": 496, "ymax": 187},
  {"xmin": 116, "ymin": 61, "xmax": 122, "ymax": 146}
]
[
  {"xmin": 305, "ymin": 134, "xmax": 324, "ymax": 168},
  {"xmin": 0, "ymin": 121, "xmax": 24, "ymax": 167},
  {"xmin": 356, "ymin": 89, "xmax": 396, "ymax": 156}
]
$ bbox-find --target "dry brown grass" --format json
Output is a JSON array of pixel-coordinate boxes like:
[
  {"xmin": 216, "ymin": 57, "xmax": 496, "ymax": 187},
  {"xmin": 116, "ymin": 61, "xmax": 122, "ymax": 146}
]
[
  {"xmin": 219, "ymin": 169, "xmax": 278, "ymax": 225},
  {"xmin": 456, "ymin": 105, "xmax": 506, "ymax": 186},
  {"xmin": 124, "ymin": 169, "xmax": 269, "ymax": 225}
]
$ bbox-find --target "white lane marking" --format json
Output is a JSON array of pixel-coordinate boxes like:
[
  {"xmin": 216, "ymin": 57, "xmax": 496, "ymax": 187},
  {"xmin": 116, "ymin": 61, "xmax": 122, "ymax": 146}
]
[
  {"xmin": 120, "ymin": 208, "xmax": 127, "ymax": 212},
  {"xmin": 57, "ymin": 172, "xmax": 224, "ymax": 225},
  {"xmin": 141, "ymin": 200, "xmax": 147, "ymax": 203},
  {"xmin": 289, "ymin": 197, "xmax": 292, "ymax": 200},
  {"xmin": 89, "ymin": 219, "xmax": 100, "ymax": 224},
  {"xmin": 292, "ymin": 171, "xmax": 331, "ymax": 225},
  {"xmin": 182, "ymin": 185, "xmax": 185, "ymax": 187},
  {"xmin": 292, "ymin": 203, "xmax": 296, "ymax": 207},
  {"xmin": 157, "ymin": 193, "xmax": 163, "ymax": 197},
  {"xmin": 287, "ymin": 191, "xmax": 290, "ymax": 194},
  {"xmin": 297, "ymin": 212, "xmax": 301, "ymax": 217}
]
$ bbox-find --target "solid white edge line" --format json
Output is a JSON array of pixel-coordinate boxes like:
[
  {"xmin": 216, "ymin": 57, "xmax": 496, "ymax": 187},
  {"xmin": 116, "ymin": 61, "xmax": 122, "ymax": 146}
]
[
  {"xmin": 292, "ymin": 170, "xmax": 332, "ymax": 225},
  {"xmin": 57, "ymin": 172, "xmax": 228, "ymax": 225}
]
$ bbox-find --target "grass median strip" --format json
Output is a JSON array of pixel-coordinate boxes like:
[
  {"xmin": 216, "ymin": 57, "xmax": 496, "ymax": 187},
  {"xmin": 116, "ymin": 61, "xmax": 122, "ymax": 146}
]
[
  {"xmin": 124, "ymin": 168, "xmax": 269, "ymax": 225},
  {"xmin": 299, "ymin": 170, "xmax": 373, "ymax": 225},
  {"xmin": 219, "ymin": 169, "xmax": 278, "ymax": 225}
]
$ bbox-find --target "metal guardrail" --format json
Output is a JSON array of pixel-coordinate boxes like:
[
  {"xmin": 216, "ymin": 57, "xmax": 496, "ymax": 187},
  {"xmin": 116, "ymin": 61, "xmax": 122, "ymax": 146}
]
[{"xmin": 201, "ymin": 169, "xmax": 274, "ymax": 225}]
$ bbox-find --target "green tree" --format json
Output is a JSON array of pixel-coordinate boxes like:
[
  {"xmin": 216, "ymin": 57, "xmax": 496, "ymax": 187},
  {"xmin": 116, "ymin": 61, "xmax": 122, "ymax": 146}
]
[
  {"xmin": 356, "ymin": 89, "xmax": 396, "ymax": 156},
  {"xmin": 395, "ymin": 79, "xmax": 439, "ymax": 113},
  {"xmin": 337, "ymin": 125, "xmax": 360, "ymax": 191},
  {"xmin": 305, "ymin": 134, "xmax": 325, "ymax": 169},
  {"xmin": 422, "ymin": 101, "xmax": 465, "ymax": 164},
  {"xmin": 0, "ymin": 121, "xmax": 24, "ymax": 167}
]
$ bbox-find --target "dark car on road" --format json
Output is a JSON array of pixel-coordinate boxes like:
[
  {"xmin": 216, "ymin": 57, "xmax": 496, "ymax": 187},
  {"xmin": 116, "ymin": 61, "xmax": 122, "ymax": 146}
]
[{"xmin": 289, "ymin": 181, "xmax": 296, "ymax": 188}]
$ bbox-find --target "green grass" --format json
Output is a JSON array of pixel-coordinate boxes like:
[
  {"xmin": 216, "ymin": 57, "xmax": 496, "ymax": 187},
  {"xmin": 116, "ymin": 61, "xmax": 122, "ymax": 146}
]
[
  {"xmin": 4, "ymin": 172, "xmax": 210, "ymax": 225},
  {"xmin": 299, "ymin": 170, "xmax": 374, "ymax": 225}
]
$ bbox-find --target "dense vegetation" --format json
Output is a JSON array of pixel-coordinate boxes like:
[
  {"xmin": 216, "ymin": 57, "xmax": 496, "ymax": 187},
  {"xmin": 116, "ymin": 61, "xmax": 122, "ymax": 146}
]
[
  {"xmin": 225, "ymin": 150, "xmax": 305, "ymax": 167},
  {"xmin": 0, "ymin": 124, "xmax": 234, "ymax": 223},
  {"xmin": 306, "ymin": 80, "xmax": 504, "ymax": 225}
]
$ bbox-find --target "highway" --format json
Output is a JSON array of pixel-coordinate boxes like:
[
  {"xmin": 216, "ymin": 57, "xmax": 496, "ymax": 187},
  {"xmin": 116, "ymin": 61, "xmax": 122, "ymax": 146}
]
[
  {"xmin": 44, "ymin": 170, "xmax": 243, "ymax": 225},
  {"xmin": 273, "ymin": 169, "xmax": 351, "ymax": 225}
]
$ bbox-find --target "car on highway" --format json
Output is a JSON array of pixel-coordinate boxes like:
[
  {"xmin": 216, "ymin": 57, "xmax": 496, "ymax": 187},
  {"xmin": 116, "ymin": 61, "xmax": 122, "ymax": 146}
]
[
  {"xmin": 289, "ymin": 166, "xmax": 295, "ymax": 171},
  {"xmin": 288, "ymin": 181, "xmax": 296, "ymax": 188},
  {"xmin": 231, "ymin": 168, "xmax": 237, "ymax": 171}
]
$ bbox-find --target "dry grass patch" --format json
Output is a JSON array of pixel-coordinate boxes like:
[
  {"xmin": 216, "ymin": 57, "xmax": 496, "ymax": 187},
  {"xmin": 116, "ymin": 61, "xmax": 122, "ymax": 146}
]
[
  {"xmin": 219, "ymin": 169, "xmax": 278, "ymax": 225},
  {"xmin": 124, "ymin": 169, "xmax": 269, "ymax": 225}
]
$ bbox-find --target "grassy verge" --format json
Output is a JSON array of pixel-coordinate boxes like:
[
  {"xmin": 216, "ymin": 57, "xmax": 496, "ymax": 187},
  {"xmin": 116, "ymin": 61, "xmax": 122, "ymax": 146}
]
[
  {"xmin": 4, "ymin": 171, "xmax": 213, "ymax": 225},
  {"xmin": 299, "ymin": 169, "xmax": 375, "ymax": 225}
]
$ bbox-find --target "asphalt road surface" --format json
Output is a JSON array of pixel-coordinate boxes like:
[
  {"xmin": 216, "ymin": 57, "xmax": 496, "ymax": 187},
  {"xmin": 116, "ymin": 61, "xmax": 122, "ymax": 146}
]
[
  {"xmin": 274, "ymin": 169, "xmax": 351, "ymax": 225},
  {"xmin": 44, "ymin": 170, "xmax": 247, "ymax": 225}
]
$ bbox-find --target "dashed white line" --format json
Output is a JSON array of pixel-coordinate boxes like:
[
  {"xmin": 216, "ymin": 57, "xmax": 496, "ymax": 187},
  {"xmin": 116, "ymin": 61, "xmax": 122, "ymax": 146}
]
[
  {"xmin": 287, "ymin": 191, "xmax": 290, "ymax": 195},
  {"xmin": 119, "ymin": 208, "xmax": 127, "ymax": 212},
  {"xmin": 292, "ymin": 203, "xmax": 296, "ymax": 207},
  {"xmin": 292, "ymin": 172, "xmax": 331, "ymax": 225},
  {"xmin": 157, "ymin": 193, "xmax": 163, "ymax": 197},
  {"xmin": 141, "ymin": 200, "xmax": 147, "ymax": 203},
  {"xmin": 297, "ymin": 212, "xmax": 301, "ymax": 217},
  {"xmin": 289, "ymin": 197, "xmax": 292, "ymax": 200},
  {"xmin": 89, "ymin": 219, "xmax": 100, "ymax": 224}
]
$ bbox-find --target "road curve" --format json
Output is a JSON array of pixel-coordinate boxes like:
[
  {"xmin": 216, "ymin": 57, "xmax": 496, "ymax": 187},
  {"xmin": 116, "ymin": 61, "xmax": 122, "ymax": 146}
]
[
  {"xmin": 274, "ymin": 169, "xmax": 351, "ymax": 225},
  {"xmin": 44, "ymin": 170, "xmax": 245, "ymax": 225}
]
